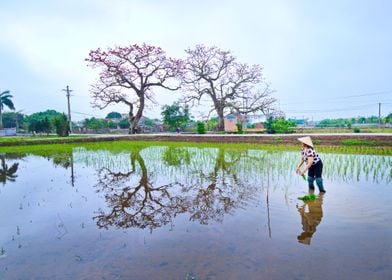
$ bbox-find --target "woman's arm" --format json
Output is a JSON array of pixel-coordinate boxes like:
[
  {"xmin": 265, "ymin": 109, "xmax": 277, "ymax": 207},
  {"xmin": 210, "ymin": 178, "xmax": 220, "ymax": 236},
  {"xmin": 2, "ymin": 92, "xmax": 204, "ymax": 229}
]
[
  {"xmin": 300, "ymin": 156, "xmax": 314, "ymax": 175},
  {"xmin": 296, "ymin": 158, "xmax": 305, "ymax": 173}
]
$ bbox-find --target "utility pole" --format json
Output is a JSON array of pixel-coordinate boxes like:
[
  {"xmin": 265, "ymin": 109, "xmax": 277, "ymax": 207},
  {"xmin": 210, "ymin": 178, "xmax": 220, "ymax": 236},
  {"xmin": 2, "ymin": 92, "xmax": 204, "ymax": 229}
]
[
  {"xmin": 378, "ymin": 102, "xmax": 382, "ymax": 127},
  {"xmin": 62, "ymin": 85, "xmax": 73, "ymax": 133}
]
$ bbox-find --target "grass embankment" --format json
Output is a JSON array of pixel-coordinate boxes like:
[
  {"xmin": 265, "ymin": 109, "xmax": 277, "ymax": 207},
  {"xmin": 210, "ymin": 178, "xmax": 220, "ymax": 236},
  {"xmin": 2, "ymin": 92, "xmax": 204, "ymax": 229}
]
[
  {"xmin": 0, "ymin": 135, "xmax": 84, "ymax": 143},
  {"xmin": 293, "ymin": 127, "xmax": 392, "ymax": 134},
  {"xmin": 0, "ymin": 140, "xmax": 390, "ymax": 156}
]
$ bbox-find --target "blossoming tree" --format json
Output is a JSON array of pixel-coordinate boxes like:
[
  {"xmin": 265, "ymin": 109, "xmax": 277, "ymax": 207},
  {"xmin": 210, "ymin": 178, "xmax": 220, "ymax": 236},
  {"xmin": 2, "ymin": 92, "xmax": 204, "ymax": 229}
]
[
  {"xmin": 86, "ymin": 44, "xmax": 183, "ymax": 133},
  {"xmin": 182, "ymin": 45, "xmax": 276, "ymax": 131}
]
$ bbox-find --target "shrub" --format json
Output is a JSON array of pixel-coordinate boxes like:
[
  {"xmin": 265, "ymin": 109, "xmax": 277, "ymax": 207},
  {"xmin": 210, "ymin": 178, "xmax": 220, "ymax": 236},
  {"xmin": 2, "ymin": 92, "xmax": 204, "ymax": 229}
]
[
  {"xmin": 119, "ymin": 119, "xmax": 130, "ymax": 129},
  {"xmin": 53, "ymin": 114, "xmax": 69, "ymax": 137},
  {"xmin": 353, "ymin": 127, "xmax": 361, "ymax": 133},
  {"xmin": 236, "ymin": 123, "xmax": 243, "ymax": 134},
  {"xmin": 265, "ymin": 117, "xmax": 296, "ymax": 134},
  {"xmin": 197, "ymin": 122, "xmax": 206, "ymax": 134}
]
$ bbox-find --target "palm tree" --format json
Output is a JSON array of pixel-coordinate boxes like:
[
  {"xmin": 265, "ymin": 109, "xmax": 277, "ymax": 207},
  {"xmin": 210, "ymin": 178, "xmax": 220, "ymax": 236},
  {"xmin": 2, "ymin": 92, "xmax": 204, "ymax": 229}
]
[
  {"xmin": 0, "ymin": 155, "xmax": 19, "ymax": 185},
  {"xmin": 0, "ymin": 90, "xmax": 15, "ymax": 129}
]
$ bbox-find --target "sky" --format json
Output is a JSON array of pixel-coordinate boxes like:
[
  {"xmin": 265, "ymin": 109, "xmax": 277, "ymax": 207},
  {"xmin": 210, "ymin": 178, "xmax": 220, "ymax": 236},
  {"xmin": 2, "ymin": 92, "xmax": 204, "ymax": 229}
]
[{"xmin": 1, "ymin": 0, "xmax": 391, "ymax": 121}]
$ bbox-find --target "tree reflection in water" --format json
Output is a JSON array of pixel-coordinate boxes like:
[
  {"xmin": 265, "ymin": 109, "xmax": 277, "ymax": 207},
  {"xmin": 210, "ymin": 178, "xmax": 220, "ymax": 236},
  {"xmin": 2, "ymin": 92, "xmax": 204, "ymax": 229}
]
[
  {"xmin": 93, "ymin": 147, "xmax": 258, "ymax": 230},
  {"xmin": 94, "ymin": 147, "xmax": 189, "ymax": 230},
  {"xmin": 0, "ymin": 154, "xmax": 19, "ymax": 185},
  {"xmin": 184, "ymin": 148, "xmax": 251, "ymax": 225}
]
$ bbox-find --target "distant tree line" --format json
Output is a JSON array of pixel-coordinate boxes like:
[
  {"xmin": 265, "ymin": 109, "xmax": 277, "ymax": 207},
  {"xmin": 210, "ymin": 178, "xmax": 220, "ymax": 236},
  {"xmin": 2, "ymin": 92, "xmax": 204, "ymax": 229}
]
[
  {"xmin": 2, "ymin": 110, "xmax": 70, "ymax": 136},
  {"xmin": 317, "ymin": 114, "xmax": 392, "ymax": 128}
]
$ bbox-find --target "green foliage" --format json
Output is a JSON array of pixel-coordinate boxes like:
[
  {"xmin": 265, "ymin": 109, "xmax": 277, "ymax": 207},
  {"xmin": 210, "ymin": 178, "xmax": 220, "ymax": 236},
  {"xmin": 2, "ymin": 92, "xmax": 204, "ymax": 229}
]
[
  {"xmin": 353, "ymin": 127, "xmax": 361, "ymax": 133},
  {"xmin": 28, "ymin": 117, "xmax": 52, "ymax": 134},
  {"xmin": 264, "ymin": 116, "xmax": 274, "ymax": 133},
  {"xmin": 265, "ymin": 117, "xmax": 296, "ymax": 134},
  {"xmin": 118, "ymin": 118, "xmax": 130, "ymax": 129},
  {"xmin": 25, "ymin": 110, "xmax": 64, "ymax": 133},
  {"xmin": 385, "ymin": 113, "xmax": 392, "ymax": 124},
  {"xmin": 273, "ymin": 118, "xmax": 296, "ymax": 133},
  {"xmin": 161, "ymin": 102, "xmax": 190, "ymax": 131},
  {"xmin": 298, "ymin": 194, "xmax": 317, "ymax": 201},
  {"xmin": 0, "ymin": 90, "xmax": 15, "ymax": 109},
  {"xmin": 2, "ymin": 112, "xmax": 24, "ymax": 128},
  {"xmin": 318, "ymin": 115, "xmax": 383, "ymax": 127},
  {"xmin": 105, "ymin": 111, "xmax": 122, "ymax": 119},
  {"xmin": 53, "ymin": 114, "xmax": 69, "ymax": 137},
  {"xmin": 83, "ymin": 117, "xmax": 107, "ymax": 130},
  {"xmin": 206, "ymin": 117, "xmax": 218, "ymax": 131},
  {"xmin": 107, "ymin": 121, "xmax": 117, "ymax": 129},
  {"xmin": 142, "ymin": 118, "xmax": 155, "ymax": 127},
  {"xmin": 236, "ymin": 123, "xmax": 243, "ymax": 134},
  {"xmin": 197, "ymin": 121, "xmax": 206, "ymax": 134},
  {"xmin": 341, "ymin": 139, "xmax": 377, "ymax": 146}
]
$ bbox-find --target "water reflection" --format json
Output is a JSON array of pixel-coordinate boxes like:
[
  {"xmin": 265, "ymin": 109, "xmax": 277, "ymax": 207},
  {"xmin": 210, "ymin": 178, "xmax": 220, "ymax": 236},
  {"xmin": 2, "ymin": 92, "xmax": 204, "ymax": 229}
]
[
  {"xmin": 93, "ymin": 146, "xmax": 257, "ymax": 230},
  {"xmin": 297, "ymin": 194, "xmax": 324, "ymax": 245},
  {"xmin": 0, "ymin": 154, "xmax": 19, "ymax": 185},
  {"xmin": 93, "ymin": 146, "xmax": 188, "ymax": 230},
  {"xmin": 1, "ymin": 146, "xmax": 389, "ymax": 234},
  {"xmin": 162, "ymin": 146, "xmax": 191, "ymax": 166},
  {"xmin": 0, "ymin": 145, "xmax": 391, "ymax": 279}
]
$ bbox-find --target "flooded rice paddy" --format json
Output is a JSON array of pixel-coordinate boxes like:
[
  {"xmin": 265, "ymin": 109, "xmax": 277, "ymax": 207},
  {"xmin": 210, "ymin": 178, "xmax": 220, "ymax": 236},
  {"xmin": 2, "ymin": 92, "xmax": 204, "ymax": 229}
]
[{"xmin": 0, "ymin": 144, "xmax": 391, "ymax": 279}]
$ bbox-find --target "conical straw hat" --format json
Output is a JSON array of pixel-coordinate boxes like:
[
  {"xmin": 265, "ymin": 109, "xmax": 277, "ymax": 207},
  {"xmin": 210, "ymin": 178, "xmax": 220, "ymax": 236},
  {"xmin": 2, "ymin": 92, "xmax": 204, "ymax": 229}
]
[{"xmin": 297, "ymin": 136, "xmax": 314, "ymax": 148}]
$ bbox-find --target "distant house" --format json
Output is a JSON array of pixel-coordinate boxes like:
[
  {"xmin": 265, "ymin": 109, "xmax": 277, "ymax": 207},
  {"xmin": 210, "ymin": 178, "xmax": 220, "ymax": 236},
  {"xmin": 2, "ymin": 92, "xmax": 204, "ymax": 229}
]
[
  {"xmin": 224, "ymin": 114, "xmax": 237, "ymax": 132},
  {"xmin": 223, "ymin": 113, "xmax": 266, "ymax": 132},
  {"xmin": 224, "ymin": 113, "xmax": 246, "ymax": 132},
  {"xmin": 255, "ymin": 123, "xmax": 264, "ymax": 129}
]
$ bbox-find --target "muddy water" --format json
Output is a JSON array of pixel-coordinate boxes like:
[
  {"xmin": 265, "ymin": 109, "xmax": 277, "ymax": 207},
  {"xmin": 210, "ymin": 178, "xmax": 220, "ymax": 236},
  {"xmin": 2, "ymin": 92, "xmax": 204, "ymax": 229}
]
[{"xmin": 0, "ymin": 146, "xmax": 391, "ymax": 279}]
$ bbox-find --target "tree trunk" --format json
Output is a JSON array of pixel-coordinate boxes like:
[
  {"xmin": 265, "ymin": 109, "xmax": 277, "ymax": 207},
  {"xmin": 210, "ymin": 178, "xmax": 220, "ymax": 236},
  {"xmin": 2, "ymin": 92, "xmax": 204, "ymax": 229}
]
[
  {"xmin": 129, "ymin": 96, "xmax": 145, "ymax": 134},
  {"xmin": 128, "ymin": 103, "xmax": 135, "ymax": 134},
  {"xmin": 216, "ymin": 107, "xmax": 225, "ymax": 131}
]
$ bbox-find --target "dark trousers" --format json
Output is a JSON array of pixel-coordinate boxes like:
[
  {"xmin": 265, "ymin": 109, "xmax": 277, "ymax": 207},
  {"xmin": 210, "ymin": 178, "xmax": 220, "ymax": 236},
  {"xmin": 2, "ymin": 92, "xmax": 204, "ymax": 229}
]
[{"xmin": 307, "ymin": 161, "xmax": 325, "ymax": 192}]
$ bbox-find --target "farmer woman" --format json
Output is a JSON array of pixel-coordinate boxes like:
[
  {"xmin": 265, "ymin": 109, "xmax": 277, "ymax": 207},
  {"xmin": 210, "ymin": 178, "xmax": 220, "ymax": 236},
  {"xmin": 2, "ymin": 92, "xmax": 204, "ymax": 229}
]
[{"xmin": 296, "ymin": 136, "xmax": 326, "ymax": 194}]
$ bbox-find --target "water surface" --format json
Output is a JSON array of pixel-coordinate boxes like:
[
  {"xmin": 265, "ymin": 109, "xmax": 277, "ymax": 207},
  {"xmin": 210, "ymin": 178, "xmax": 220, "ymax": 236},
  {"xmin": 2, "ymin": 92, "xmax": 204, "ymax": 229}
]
[{"xmin": 0, "ymin": 145, "xmax": 391, "ymax": 279}]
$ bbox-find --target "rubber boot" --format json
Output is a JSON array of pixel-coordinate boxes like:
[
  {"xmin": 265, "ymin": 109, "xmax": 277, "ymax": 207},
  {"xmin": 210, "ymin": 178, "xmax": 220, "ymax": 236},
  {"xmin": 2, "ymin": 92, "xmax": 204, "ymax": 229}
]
[
  {"xmin": 315, "ymin": 177, "xmax": 326, "ymax": 193},
  {"xmin": 307, "ymin": 176, "xmax": 315, "ymax": 190}
]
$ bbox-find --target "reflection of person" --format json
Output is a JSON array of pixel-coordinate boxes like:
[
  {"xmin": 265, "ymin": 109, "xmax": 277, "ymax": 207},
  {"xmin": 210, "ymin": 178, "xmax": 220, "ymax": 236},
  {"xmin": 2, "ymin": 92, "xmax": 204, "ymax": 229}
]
[
  {"xmin": 295, "ymin": 136, "xmax": 326, "ymax": 194},
  {"xmin": 297, "ymin": 194, "xmax": 324, "ymax": 245}
]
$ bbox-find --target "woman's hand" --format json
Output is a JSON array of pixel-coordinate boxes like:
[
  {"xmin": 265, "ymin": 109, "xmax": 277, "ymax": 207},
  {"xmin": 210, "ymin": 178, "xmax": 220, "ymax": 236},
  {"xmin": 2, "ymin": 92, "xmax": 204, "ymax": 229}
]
[{"xmin": 296, "ymin": 168, "xmax": 301, "ymax": 174}]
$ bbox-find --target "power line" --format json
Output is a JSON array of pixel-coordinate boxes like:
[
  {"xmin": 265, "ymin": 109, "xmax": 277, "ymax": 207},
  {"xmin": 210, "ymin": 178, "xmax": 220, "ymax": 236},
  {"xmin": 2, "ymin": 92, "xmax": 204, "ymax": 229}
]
[
  {"xmin": 284, "ymin": 103, "xmax": 373, "ymax": 113},
  {"xmin": 343, "ymin": 90, "xmax": 392, "ymax": 98},
  {"xmin": 280, "ymin": 89, "xmax": 392, "ymax": 106},
  {"xmin": 72, "ymin": 111, "xmax": 96, "ymax": 117}
]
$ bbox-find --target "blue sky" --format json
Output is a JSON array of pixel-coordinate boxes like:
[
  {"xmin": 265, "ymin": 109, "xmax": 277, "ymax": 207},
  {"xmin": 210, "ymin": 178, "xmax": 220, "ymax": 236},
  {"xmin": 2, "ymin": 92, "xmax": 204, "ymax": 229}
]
[{"xmin": 1, "ymin": 0, "xmax": 391, "ymax": 121}]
